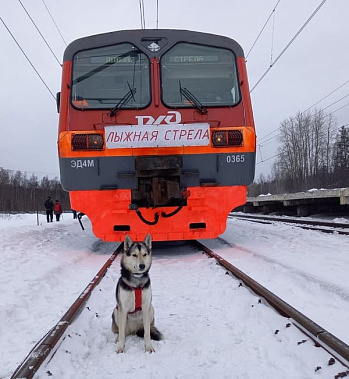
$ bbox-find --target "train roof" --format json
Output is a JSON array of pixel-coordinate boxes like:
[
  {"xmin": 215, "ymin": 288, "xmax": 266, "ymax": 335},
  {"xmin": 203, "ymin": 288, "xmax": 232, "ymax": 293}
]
[{"xmin": 63, "ymin": 29, "xmax": 245, "ymax": 61}]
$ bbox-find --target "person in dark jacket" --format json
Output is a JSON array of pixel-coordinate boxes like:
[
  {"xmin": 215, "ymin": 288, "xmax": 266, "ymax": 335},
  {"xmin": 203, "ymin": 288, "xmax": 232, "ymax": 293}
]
[
  {"xmin": 44, "ymin": 196, "xmax": 54, "ymax": 223},
  {"xmin": 54, "ymin": 200, "xmax": 63, "ymax": 221}
]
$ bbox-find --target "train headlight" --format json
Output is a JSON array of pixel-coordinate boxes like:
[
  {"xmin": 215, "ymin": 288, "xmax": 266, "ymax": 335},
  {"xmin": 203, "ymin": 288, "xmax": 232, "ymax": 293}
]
[
  {"xmin": 212, "ymin": 131, "xmax": 227, "ymax": 146},
  {"xmin": 72, "ymin": 133, "xmax": 104, "ymax": 150},
  {"xmin": 88, "ymin": 134, "xmax": 104, "ymax": 149},
  {"xmin": 212, "ymin": 130, "xmax": 243, "ymax": 147}
]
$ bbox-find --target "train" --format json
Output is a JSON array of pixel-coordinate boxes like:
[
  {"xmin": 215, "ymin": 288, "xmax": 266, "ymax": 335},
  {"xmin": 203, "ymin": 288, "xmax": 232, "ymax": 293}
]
[{"xmin": 57, "ymin": 29, "xmax": 256, "ymax": 242}]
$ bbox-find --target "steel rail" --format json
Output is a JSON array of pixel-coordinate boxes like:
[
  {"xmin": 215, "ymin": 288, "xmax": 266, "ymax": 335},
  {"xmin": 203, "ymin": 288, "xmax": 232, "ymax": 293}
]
[
  {"xmin": 231, "ymin": 214, "xmax": 349, "ymax": 235},
  {"xmin": 11, "ymin": 244, "xmax": 123, "ymax": 379},
  {"xmin": 193, "ymin": 240, "xmax": 349, "ymax": 368}
]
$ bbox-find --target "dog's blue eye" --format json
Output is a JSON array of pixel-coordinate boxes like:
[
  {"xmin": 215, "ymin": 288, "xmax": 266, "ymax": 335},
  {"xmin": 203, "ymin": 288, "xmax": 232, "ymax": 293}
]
[
  {"xmin": 132, "ymin": 254, "xmax": 137, "ymax": 257},
  {"xmin": 143, "ymin": 254, "xmax": 147, "ymax": 257}
]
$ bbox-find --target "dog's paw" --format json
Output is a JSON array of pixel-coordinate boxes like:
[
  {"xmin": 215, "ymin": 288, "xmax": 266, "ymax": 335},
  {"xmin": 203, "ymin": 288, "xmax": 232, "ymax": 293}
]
[
  {"xmin": 145, "ymin": 344, "xmax": 155, "ymax": 353},
  {"xmin": 116, "ymin": 344, "xmax": 125, "ymax": 354}
]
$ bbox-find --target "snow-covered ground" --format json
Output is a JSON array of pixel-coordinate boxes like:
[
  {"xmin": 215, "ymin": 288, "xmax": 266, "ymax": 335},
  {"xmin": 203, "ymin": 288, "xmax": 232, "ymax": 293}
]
[{"xmin": 1, "ymin": 212, "xmax": 348, "ymax": 378}]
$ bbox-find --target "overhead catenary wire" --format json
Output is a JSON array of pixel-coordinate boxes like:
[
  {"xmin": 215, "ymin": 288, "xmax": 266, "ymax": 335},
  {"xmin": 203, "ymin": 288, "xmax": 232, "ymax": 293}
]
[
  {"xmin": 257, "ymin": 96, "xmax": 349, "ymax": 163},
  {"xmin": 332, "ymin": 102, "xmax": 349, "ymax": 115},
  {"xmin": 256, "ymin": 105, "xmax": 349, "ymax": 165},
  {"xmin": 246, "ymin": 0, "xmax": 281, "ymax": 60},
  {"xmin": 258, "ymin": 102, "xmax": 346, "ymax": 149},
  {"xmin": 258, "ymin": 133, "xmax": 280, "ymax": 147},
  {"xmin": 250, "ymin": 0, "xmax": 328, "ymax": 93},
  {"xmin": 256, "ymin": 153, "xmax": 279, "ymax": 165},
  {"xmin": 258, "ymin": 128, "xmax": 280, "ymax": 144},
  {"xmin": 249, "ymin": 0, "xmax": 343, "ymax": 165},
  {"xmin": 139, "ymin": 0, "xmax": 146, "ymax": 29},
  {"xmin": 256, "ymin": 119, "xmax": 348, "ymax": 166},
  {"xmin": 41, "ymin": 0, "xmax": 67, "ymax": 46},
  {"xmin": 258, "ymin": 78, "xmax": 349, "ymax": 144},
  {"xmin": 269, "ymin": 3, "xmax": 277, "ymax": 67},
  {"xmin": 0, "ymin": 16, "xmax": 56, "ymax": 101},
  {"xmin": 246, "ymin": 0, "xmax": 343, "ymax": 167},
  {"xmin": 18, "ymin": 0, "xmax": 62, "ymax": 66},
  {"xmin": 156, "ymin": 0, "xmax": 159, "ymax": 29},
  {"xmin": 303, "ymin": 79, "xmax": 349, "ymax": 113},
  {"xmin": 322, "ymin": 93, "xmax": 349, "ymax": 112}
]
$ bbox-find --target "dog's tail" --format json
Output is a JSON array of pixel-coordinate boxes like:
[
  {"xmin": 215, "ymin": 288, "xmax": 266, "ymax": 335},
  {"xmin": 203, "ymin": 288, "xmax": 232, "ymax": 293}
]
[{"xmin": 136, "ymin": 326, "xmax": 163, "ymax": 341}]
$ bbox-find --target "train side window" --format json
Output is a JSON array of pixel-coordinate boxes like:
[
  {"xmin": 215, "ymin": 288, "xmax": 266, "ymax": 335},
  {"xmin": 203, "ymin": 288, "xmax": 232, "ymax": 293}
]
[
  {"xmin": 71, "ymin": 43, "xmax": 151, "ymax": 110},
  {"xmin": 160, "ymin": 43, "xmax": 241, "ymax": 109}
]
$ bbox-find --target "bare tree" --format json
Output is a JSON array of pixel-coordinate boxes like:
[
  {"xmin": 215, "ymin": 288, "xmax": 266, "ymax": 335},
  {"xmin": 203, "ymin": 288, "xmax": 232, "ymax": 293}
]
[
  {"xmin": 273, "ymin": 109, "xmax": 336, "ymax": 192},
  {"xmin": 0, "ymin": 169, "xmax": 70, "ymax": 213}
]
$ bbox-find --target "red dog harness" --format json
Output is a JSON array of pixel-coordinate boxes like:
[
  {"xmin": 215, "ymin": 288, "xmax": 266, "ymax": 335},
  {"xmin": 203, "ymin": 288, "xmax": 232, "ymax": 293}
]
[
  {"xmin": 116, "ymin": 287, "xmax": 142, "ymax": 315},
  {"xmin": 128, "ymin": 287, "xmax": 142, "ymax": 314}
]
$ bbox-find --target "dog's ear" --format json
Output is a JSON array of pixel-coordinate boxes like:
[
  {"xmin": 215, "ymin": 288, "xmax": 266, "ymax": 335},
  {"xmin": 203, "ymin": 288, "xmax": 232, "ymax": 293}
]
[
  {"xmin": 124, "ymin": 235, "xmax": 133, "ymax": 253},
  {"xmin": 143, "ymin": 233, "xmax": 152, "ymax": 251}
]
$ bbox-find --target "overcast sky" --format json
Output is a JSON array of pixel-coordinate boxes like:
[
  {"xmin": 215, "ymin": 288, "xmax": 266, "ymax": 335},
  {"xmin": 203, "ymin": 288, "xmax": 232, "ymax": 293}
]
[{"xmin": 1, "ymin": 0, "xmax": 348, "ymax": 180}]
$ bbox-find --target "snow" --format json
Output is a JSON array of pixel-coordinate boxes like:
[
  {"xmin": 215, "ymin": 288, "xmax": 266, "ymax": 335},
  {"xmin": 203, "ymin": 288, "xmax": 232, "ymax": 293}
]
[{"xmin": 1, "ymin": 213, "xmax": 349, "ymax": 378}]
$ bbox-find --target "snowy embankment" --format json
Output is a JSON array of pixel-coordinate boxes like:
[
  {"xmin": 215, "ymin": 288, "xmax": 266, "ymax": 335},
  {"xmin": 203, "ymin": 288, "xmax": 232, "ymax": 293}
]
[{"xmin": 1, "ymin": 213, "xmax": 348, "ymax": 378}]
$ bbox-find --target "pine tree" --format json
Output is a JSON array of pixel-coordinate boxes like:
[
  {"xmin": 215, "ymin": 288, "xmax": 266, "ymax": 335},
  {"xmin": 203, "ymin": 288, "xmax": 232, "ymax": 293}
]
[
  {"xmin": 333, "ymin": 126, "xmax": 349, "ymax": 169},
  {"xmin": 332, "ymin": 126, "xmax": 349, "ymax": 187}
]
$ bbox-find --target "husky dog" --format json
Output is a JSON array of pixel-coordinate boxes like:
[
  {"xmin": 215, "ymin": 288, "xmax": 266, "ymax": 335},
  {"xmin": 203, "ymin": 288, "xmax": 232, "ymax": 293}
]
[{"xmin": 112, "ymin": 234, "xmax": 162, "ymax": 353}]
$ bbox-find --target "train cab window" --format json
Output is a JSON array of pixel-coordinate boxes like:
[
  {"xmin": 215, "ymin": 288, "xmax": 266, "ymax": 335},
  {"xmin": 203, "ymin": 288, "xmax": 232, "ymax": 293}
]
[
  {"xmin": 161, "ymin": 43, "xmax": 240, "ymax": 109},
  {"xmin": 71, "ymin": 43, "xmax": 150, "ymax": 110}
]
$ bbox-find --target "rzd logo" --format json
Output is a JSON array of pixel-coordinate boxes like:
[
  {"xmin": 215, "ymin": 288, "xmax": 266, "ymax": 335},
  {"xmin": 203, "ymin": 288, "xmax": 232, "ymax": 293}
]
[{"xmin": 135, "ymin": 111, "xmax": 181, "ymax": 126}]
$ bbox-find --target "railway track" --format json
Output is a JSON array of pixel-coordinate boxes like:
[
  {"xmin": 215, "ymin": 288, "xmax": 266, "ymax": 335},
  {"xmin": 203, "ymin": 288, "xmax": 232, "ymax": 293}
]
[
  {"xmin": 11, "ymin": 240, "xmax": 349, "ymax": 378},
  {"xmin": 230, "ymin": 213, "xmax": 349, "ymax": 235},
  {"xmin": 11, "ymin": 244, "xmax": 124, "ymax": 379},
  {"xmin": 194, "ymin": 240, "xmax": 349, "ymax": 368}
]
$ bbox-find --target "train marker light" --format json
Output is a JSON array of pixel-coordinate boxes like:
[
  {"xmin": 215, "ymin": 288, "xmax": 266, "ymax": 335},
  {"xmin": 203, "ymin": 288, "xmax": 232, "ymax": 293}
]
[
  {"xmin": 88, "ymin": 134, "xmax": 104, "ymax": 149},
  {"xmin": 212, "ymin": 131, "xmax": 227, "ymax": 146},
  {"xmin": 212, "ymin": 130, "xmax": 243, "ymax": 147},
  {"xmin": 72, "ymin": 133, "xmax": 104, "ymax": 150}
]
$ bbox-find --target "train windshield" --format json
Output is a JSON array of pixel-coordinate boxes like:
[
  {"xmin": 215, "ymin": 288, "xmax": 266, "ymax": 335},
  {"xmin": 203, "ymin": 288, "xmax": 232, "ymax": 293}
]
[
  {"xmin": 71, "ymin": 43, "xmax": 150, "ymax": 109},
  {"xmin": 161, "ymin": 43, "xmax": 240, "ymax": 108}
]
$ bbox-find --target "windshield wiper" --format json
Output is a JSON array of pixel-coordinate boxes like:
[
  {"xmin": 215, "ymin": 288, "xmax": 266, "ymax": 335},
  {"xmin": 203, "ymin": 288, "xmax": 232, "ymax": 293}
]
[
  {"xmin": 179, "ymin": 81, "xmax": 207, "ymax": 115},
  {"xmin": 110, "ymin": 83, "xmax": 137, "ymax": 117}
]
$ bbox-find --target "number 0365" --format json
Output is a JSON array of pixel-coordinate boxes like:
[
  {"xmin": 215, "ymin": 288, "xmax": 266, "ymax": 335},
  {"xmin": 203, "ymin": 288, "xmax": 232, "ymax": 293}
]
[{"xmin": 226, "ymin": 154, "xmax": 245, "ymax": 163}]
